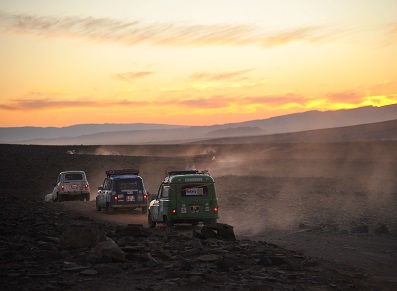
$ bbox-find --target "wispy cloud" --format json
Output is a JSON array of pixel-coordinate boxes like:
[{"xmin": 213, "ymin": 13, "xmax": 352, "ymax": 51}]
[
  {"xmin": 158, "ymin": 94, "xmax": 305, "ymax": 110},
  {"xmin": 113, "ymin": 71, "xmax": 154, "ymax": 83},
  {"xmin": 2, "ymin": 88, "xmax": 394, "ymax": 113},
  {"xmin": 264, "ymin": 26, "xmax": 336, "ymax": 46},
  {"xmin": 2, "ymin": 99, "xmax": 99, "ymax": 110},
  {"xmin": 244, "ymin": 94, "xmax": 306, "ymax": 107},
  {"xmin": 0, "ymin": 97, "xmax": 149, "ymax": 111},
  {"xmin": 392, "ymin": 23, "xmax": 397, "ymax": 34},
  {"xmin": 177, "ymin": 97, "xmax": 229, "ymax": 109},
  {"xmin": 387, "ymin": 23, "xmax": 397, "ymax": 45},
  {"xmin": 189, "ymin": 69, "xmax": 253, "ymax": 82},
  {"xmin": 0, "ymin": 11, "xmax": 341, "ymax": 47},
  {"xmin": 326, "ymin": 90, "xmax": 363, "ymax": 104}
]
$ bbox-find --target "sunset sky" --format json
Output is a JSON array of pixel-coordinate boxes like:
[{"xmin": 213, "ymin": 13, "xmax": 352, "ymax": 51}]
[{"xmin": 0, "ymin": 0, "xmax": 396, "ymax": 127}]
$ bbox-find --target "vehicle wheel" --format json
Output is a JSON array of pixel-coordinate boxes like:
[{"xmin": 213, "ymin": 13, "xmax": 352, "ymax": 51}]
[
  {"xmin": 141, "ymin": 206, "xmax": 148, "ymax": 214},
  {"xmin": 163, "ymin": 216, "xmax": 173, "ymax": 228},
  {"xmin": 85, "ymin": 193, "xmax": 90, "ymax": 201},
  {"xmin": 53, "ymin": 194, "xmax": 58, "ymax": 202},
  {"xmin": 107, "ymin": 204, "xmax": 114, "ymax": 214},
  {"xmin": 148, "ymin": 213, "xmax": 156, "ymax": 229},
  {"xmin": 96, "ymin": 200, "xmax": 101, "ymax": 212},
  {"xmin": 204, "ymin": 219, "xmax": 217, "ymax": 225},
  {"xmin": 58, "ymin": 195, "xmax": 63, "ymax": 202}
]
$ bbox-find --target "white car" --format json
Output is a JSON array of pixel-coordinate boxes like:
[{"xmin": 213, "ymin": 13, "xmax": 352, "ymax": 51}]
[{"xmin": 52, "ymin": 171, "xmax": 90, "ymax": 202}]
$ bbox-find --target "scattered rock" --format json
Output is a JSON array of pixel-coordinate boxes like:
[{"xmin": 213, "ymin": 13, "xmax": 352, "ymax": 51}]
[
  {"xmin": 60, "ymin": 222, "xmax": 106, "ymax": 249},
  {"xmin": 197, "ymin": 254, "xmax": 221, "ymax": 262},
  {"xmin": 200, "ymin": 223, "xmax": 236, "ymax": 241},
  {"xmin": 115, "ymin": 224, "xmax": 150, "ymax": 237},
  {"xmin": 374, "ymin": 223, "xmax": 390, "ymax": 235},
  {"xmin": 0, "ymin": 196, "xmax": 377, "ymax": 290},
  {"xmin": 95, "ymin": 239, "xmax": 126, "ymax": 261},
  {"xmin": 351, "ymin": 223, "xmax": 369, "ymax": 233},
  {"xmin": 44, "ymin": 193, "xmax": 52, "ymax": 202}
]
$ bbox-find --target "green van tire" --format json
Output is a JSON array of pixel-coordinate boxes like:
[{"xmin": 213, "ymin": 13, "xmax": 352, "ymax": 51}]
[{"xmin": 148, "ymin": 213, "xmax": 156, "ymax": 228}]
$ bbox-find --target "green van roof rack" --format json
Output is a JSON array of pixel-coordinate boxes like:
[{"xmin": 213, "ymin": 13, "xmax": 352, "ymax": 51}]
[{"xmin": 166, "ymin": 170, "xmax": 208, "ymax": 176}]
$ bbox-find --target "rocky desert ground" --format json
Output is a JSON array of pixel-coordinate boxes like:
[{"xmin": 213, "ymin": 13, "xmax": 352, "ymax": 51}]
[{"xmin": 1, "ymin": 141, "xmax": 396, "ymax": 290}]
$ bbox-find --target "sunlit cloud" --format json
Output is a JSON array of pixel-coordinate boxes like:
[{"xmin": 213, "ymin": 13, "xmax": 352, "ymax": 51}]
[
  {"xmin": 374, "ymin": 80, "xmax": 393, "ymax": 87},
  {"xmin": 157, "ymin": 94, "xmax": 307, "ymax": 111},
  {"xmin": 362, "ymin": 94, "xmax": 397, "ymax": 107},
  {"xmin": 1, "ymin": 90, "xmax": 395, "ymax": 121},
  {"xmin": 244, "ymin": 94, "xmax": 306, "ymax": 107},
  {"xmin": 265, "ymin": 26, "xmax": 337, "ymax": 46},
  {"xmin": 113, "ymin": 71, "xmax": 154, "ymax": 83},
  {"xmin": 189, "ymin": 69, "xmax": 253, "ymax": 82},
  {"xmin": 185, "ymin": 69, "xmax": 267, "ymax": 92},
  {"xmin": 388, "ymin": 23, "xmax": 397, "ymax": 45},
  {"xmin": 389, "ymin": 23, "xmax": 397, "ymax": 38},
  {"xmin": 326, "ymin": 90, "xmax": 363, "ymax": 104},
  {"xmin": 177, "ymin": 97, "xmax": 229, "ymax": 109},
  {"xmin": 0, "ymin": 11, "xmax": 342, "ymax": 47},
  {"xmin": 0, "ymin": 98, "xmax": 149, "ymax": 111},
  {"xmin": 2, "ymin": 99, "xmax": 99, "ymax": 110},
  {"xmin": 379, "ymin": 23, "xmax": 397, "ymax": 47}
]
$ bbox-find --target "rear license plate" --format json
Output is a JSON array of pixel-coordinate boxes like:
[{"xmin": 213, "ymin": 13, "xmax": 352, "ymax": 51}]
[
  {"xmin": 190, "ymin": 205, "xmax": 200, "ymax": 213},
  {"xmin": 126, "ymin": 196, "xmax": 135, "ymax": 202},
  {"xmin": 71, "ymin": 184, "xmax": 78, "ymax": 189}
]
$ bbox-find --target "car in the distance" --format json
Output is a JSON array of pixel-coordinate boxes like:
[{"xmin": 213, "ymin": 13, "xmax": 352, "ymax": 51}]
[
  {"xmin": 52, "ymin": 171, "xmax": 90, "ymax": 202},
  {"xmin": 96, "ymin": 169, "xmax": 148, "ymax": 213}
]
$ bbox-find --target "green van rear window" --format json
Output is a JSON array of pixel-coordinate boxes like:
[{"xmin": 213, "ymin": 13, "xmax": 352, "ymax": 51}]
[{"xmin": 181, "ymin": 185, "xmax": 208, "ymax": 197}]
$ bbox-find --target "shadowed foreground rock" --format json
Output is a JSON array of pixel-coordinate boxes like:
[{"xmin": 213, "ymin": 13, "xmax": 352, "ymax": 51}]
[{"xmin": 0, "ymin": 196, "xmax": 376, "ymax": 291}]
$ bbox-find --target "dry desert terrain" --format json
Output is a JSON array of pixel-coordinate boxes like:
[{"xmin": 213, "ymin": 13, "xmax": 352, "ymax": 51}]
[{"xmin": 1, "ymin": 141, "xmax": 396, "ymax": 290}]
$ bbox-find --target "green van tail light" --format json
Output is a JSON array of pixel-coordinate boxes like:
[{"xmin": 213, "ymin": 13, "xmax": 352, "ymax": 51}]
[
  {"xmin": 143, "ymin": 194, "xmax": 147, "ymax": 200},
  {"xmin": 114, "ymin": 196, "xmax": 118, "ymax": 202},
  {"xmin": 214, "ymin": 207, "xmax": 218, "ymax": 213},
  {"xmin": 172, "ymin": 209, "xmax": 177, "ymax": 215},
  {"xmin": 84, "ymin": 184, "xmax": 89, "ymax": 190},
  {"xmin": 61, "ymin": 185, "xmax": 65, "ymax": 191}
]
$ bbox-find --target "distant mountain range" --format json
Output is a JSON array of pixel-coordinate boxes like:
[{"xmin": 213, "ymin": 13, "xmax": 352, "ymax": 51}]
[
  {"xmin": 191, "ymin": 118, "xmax": 397, "ymax": 144},
  {"xmin": 1, "ymin": 104, "xmax": 396, "ymax": 145}
]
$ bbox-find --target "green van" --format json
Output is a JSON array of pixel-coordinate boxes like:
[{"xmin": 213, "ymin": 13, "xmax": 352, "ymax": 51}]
[{"xmin": 148, "ymin": 170, "xmax": 219, "ymax": 228}]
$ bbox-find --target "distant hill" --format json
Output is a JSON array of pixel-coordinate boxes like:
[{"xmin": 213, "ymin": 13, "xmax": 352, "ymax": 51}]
[
  {"xmin": 1, "ymin": 104, "xmax": 396, "ymax": 145},
  {"xmin": 0, "ymin": 123, "xmax": 186, "ymax": 143},
  {"xmin": 192, "ymin": 119, "xmax": 397, "ymax": 144},
  {"xmin": 205, "ymin": 127, "xmax": 263, "ymax": 137},
  {"xmin": 232, "ymin": 104, "xmax": 397, "ymax": 135}
]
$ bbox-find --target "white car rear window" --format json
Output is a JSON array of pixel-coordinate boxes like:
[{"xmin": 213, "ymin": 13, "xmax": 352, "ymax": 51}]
[{"xmin": 65, "ymin": 173, "xmax": 83, "ymax": 181}]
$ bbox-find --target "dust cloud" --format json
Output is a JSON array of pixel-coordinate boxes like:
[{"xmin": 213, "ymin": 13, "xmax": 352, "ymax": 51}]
[
  {"xmin": 62, "ymin": 142, "xmax": 397, "ymax": 236},
  {"xmin": 199, "ymin": 142, "xmax": 397, "ymax": 236}
]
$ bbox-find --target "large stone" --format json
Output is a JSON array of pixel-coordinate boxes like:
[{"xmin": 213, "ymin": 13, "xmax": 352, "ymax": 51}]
[
  {"xmin": 201, "ymin": 223, "xmax": 236, "ymax": 241},
  {"xmin": 116, "ymin": 224, "xmax": 150, "ymax": 237},
  {"xmin": 374, "ymin": 223, "xmax": 390, "ymax": 235},
  {"xmin": 197, "ymin": 254, "xmax": 221, "ymax": 262},
  {"xmin": 95, "ymin": 239, "xmax": 126, "ymax": 261},
  {"xmin": 60, "ymin": 222, "xmax": 105, "ymax": 249}
]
